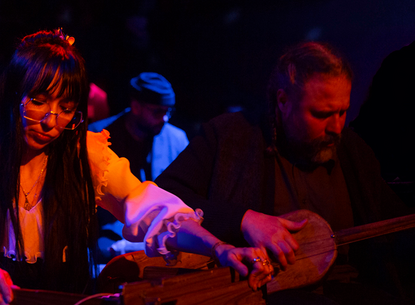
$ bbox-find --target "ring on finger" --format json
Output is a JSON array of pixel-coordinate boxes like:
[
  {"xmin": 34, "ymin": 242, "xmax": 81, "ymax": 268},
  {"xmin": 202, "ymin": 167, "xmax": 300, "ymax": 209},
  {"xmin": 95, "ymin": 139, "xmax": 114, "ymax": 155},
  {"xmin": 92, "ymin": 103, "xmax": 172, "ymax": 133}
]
[
  {"xmin": 262, "ymin": 259, "xmax": 270, "ymax": 266},
  {"xmin": 252, "ymin": 257, "xmax": 262, "ymax": 264}
]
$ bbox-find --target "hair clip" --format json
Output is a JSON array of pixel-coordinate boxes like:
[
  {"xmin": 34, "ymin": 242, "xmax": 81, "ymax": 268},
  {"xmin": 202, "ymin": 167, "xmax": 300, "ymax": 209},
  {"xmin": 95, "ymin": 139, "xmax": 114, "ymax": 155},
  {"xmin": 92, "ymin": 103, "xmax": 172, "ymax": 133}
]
[
  {"xmin": 57, "ymin": 28, "xmax": 65, "ymax": 40},
  {"xmin": 56, "ymin": 28, "xmax": 75, "ymax": 45},
  {"xmin": 65, "ymin": 36, "xmax": 75, "ymax": 46}
]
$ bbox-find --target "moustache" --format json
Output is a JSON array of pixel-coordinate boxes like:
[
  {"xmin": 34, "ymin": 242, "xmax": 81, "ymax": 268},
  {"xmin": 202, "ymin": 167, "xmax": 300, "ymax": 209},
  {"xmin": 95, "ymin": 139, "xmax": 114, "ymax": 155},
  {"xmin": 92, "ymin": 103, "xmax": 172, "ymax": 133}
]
[{"xmin": 315, "ymin": 134, "xmax": 342, "ymax": 148}]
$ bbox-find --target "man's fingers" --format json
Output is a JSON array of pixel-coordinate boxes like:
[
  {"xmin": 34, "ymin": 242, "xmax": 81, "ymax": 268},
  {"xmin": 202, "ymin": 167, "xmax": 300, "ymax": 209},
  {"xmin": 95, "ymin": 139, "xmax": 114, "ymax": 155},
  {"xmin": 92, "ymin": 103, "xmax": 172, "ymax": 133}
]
[
  {"xmin": 267, "ymin": 243, "xmax": 288, "ymax": 270},
  {"xmin": 277, "ymin": 241, "xmax": 296, "ymax": 265},
  {"xmin": 259, "ymin": 246, "xmax": 271, "ymax": 262},
  {"xmin": 279, "ymin": 218, "xmax": 308, "ymax": 232},
  {"xmin": 277, "ymin": 218, "xmax": 307, "ymax": 252},
  {"xmin": 284, "ymin": 230, "xmax": 301, "ymax": 252}
]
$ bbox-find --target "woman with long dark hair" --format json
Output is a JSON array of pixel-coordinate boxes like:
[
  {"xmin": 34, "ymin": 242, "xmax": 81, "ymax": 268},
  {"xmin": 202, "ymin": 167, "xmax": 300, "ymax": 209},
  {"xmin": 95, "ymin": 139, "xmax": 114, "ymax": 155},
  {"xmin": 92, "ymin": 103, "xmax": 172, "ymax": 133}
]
[{"xmin": 0, "ymin": 29, "xmax": 272, "ymax": 304}]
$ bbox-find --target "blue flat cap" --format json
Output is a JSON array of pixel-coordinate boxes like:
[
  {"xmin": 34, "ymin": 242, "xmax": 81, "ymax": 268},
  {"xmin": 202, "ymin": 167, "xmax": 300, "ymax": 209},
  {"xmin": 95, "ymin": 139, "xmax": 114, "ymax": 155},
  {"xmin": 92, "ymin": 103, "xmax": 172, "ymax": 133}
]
[{"xmin": 130, "ymin": 72, "xmax": 175, "ymax": 106}]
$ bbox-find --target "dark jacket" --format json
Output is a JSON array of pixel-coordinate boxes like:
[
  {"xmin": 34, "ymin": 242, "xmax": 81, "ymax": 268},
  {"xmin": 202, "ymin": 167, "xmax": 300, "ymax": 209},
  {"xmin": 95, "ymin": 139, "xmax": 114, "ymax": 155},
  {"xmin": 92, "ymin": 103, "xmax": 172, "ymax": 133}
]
[{"xmin": 156, "ymin": 111, "xmax": 404, "ymax": 244}]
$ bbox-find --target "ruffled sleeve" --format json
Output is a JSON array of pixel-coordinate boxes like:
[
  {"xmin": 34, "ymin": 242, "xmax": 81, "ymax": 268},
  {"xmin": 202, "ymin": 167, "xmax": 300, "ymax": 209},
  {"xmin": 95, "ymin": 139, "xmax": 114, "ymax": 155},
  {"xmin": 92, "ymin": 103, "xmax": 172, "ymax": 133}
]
[{"xmin": 87, "ymin": 130, "xmax": 203, "ymax": 261}]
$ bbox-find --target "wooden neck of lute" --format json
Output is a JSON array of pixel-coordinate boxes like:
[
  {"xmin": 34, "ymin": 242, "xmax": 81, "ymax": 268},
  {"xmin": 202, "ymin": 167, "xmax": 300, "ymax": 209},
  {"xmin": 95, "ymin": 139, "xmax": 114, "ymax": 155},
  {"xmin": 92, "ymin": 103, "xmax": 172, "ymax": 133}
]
[{"xmin": 333, "ymin": 213, "xmax": 415, "ymax": 246}]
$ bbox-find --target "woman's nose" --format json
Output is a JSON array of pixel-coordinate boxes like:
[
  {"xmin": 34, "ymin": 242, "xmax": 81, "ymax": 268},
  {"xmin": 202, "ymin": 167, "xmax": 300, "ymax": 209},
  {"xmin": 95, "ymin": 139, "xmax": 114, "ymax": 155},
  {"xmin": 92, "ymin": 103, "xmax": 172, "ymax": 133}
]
[{"xmin": 40, "ymin": 112, "xmax": 58, "ymax": 128}]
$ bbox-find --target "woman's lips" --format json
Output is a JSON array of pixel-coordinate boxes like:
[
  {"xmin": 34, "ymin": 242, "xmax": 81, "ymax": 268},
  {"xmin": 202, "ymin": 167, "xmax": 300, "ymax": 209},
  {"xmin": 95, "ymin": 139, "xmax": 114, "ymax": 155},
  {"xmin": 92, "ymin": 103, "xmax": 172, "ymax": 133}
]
[{"xmin": 32, "ymin": 131, "xmax": 53, "ymax": 143}]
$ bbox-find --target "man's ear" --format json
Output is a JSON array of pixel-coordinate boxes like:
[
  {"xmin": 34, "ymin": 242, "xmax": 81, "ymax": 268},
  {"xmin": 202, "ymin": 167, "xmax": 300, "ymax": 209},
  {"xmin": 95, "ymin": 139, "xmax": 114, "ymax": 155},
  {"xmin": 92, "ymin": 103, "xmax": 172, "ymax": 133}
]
[
  {"xmin": 130, "ymin": 99, "xmax": 141, "ymax": 115},
  {"xmin": 276, "ymin": 89, "xmax": 288, "ymax": 112}
]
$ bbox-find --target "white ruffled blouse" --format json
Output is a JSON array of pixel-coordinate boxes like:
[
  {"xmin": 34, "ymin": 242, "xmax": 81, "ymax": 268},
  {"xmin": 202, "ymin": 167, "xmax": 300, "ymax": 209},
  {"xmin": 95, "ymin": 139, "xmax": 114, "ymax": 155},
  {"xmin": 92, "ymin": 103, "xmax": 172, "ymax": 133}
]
[{"xmin": 2, "ymin": 130, "xmax": 202, "ymax": 264}]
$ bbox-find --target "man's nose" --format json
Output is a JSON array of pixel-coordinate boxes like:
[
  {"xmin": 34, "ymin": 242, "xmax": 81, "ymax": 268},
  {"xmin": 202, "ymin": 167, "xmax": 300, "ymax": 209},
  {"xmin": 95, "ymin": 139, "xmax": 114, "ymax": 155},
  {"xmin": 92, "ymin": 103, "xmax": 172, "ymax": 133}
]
[{"xmin": 326, "ymin": 114, "xmax": 344, "ymax": 135}]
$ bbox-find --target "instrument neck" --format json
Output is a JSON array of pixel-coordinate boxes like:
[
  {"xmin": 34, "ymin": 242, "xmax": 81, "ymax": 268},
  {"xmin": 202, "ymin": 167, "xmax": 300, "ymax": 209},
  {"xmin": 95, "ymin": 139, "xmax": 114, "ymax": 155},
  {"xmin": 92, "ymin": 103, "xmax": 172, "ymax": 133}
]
[{"xmin": 333, "ymin": 213, "xmax": 415, "ymax": 246}]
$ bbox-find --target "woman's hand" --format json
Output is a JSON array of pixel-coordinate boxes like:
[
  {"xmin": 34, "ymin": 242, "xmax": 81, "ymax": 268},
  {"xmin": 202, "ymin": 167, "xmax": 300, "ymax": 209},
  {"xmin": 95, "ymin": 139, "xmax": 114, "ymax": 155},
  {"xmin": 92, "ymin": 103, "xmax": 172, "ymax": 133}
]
[
  {"xmin": 214, "ymin": 244, "xmax": 274, "ymax": 291},
  {"xmin": 164, "ymin": 219, "xmax": 273, "ymax": 290},
  {"xmin": 0, "ymin": 269, "xmax": 17, "ymax": 305}
]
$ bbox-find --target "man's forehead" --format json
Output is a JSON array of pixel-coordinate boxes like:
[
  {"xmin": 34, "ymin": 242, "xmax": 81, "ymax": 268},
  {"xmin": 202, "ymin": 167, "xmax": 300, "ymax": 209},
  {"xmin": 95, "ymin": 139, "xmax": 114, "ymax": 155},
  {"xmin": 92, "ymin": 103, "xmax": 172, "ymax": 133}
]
[
  {"xmin": 301, "ymin": 74, "xmax": 351, "ymax": 103},
  {"xmin": 304, "ymin": 73, "xmax": 351, "ymax": 88}
]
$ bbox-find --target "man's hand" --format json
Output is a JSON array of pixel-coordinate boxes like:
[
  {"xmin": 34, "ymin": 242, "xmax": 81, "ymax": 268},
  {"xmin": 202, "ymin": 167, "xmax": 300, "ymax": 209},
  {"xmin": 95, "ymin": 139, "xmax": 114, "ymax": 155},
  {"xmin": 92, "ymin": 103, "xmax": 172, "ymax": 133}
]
[{"xmin": 241, "ymin": 210, "xmax": 307, "ymax": 270}]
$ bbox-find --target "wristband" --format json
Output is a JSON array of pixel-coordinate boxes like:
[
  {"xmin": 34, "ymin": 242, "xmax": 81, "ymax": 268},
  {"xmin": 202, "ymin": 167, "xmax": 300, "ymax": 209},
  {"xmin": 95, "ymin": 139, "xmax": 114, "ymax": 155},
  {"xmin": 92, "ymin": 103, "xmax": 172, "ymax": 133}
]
[{"xmin": 211, "ymin": 241, "xmax": 230, "ymax": 265}]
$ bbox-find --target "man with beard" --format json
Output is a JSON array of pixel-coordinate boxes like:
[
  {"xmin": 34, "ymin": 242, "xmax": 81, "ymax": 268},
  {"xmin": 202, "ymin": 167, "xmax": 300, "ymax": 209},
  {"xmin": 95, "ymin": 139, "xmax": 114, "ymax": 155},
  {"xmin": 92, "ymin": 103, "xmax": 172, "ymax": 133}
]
[
  {"xmin": 89, "ymin": 72, "xmax": 189, "ymax": 261},
  {"xmin": 155, "ymin": 42, "xmax": 407, "ymax": 303}
]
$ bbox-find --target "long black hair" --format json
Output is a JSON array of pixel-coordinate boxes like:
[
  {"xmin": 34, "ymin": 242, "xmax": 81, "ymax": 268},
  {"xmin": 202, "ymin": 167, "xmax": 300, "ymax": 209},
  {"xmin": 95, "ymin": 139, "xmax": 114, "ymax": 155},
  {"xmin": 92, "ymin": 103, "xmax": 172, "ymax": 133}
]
[{"xmin": 0, "ymin": 29, "xmax": 97, "ymax": 293}]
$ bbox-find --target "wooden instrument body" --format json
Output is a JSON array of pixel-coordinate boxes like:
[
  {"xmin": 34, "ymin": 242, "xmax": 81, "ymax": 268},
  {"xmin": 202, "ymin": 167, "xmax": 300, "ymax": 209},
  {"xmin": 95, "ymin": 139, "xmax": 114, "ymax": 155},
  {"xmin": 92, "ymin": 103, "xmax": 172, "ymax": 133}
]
[
  {"xmin": 122, "ymin": 267, "xmax": 265, "ymax": 305},
  {"xmin": 95, "ymin": 209, "xmax": 338, "ymax": 302},
  {"xmin": 267, "ymin": 209, "xmax": 337, "ymax": 293},
  {"xmin": 11, "ymin": 209, "xmax": 415, "ymax": 304},
  {"xmin": 11, "ymin": 289, "xmax": 105, "ymax": 305},
  {"xmin": 97, "ymin": 251, "xmax": 214, "ymax": 293}
]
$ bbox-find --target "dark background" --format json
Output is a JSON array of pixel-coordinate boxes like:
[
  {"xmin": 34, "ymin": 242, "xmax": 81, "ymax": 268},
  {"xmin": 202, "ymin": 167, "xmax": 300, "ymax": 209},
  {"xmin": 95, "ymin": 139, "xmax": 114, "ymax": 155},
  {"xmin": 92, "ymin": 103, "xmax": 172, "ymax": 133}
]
[
  {"xmin": 1, "ymin": 0, "xmax": 415, "ymax": 138},
  {"xmin": 2, "ymin": 1, "xmax": 415, "ymax": 299}
]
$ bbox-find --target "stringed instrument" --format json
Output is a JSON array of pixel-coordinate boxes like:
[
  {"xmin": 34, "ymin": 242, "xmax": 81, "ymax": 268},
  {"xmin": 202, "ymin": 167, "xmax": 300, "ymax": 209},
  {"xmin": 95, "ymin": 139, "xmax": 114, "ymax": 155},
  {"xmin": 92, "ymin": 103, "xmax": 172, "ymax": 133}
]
[
  {"xmin": 11, "ymin": 209, "xmax": 415, "ymax": 304},
  {"xmin": 267, "ymin": 209, "xmax": 415, "ymax": 293}
]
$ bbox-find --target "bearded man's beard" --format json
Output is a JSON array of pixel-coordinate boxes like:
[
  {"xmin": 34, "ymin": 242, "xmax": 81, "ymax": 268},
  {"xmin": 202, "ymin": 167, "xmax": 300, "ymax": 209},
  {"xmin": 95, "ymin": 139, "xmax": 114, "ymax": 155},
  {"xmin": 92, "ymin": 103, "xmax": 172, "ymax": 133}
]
[
  {"xmin": 310, "ymin": 135, "xmax": 341, "ymax": 163},
  {"xmin": 293, "ymin": 134, "xmax": 341, "ymax": 164},
  {"xmin": 274, "ymin": 113, "xmax": 342, "ymax": 165},
  {"xmin": 283, "ymin": 134, "xmax": 342, "ymax": 165}
]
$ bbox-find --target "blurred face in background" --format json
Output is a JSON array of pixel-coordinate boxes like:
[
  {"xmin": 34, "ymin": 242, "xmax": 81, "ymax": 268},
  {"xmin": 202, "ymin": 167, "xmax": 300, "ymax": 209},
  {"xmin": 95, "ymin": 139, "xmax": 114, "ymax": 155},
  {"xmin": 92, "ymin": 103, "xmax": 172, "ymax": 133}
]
[{"xmin": 130, "ymin": 99, "xmax": 174, "ymax": 136}]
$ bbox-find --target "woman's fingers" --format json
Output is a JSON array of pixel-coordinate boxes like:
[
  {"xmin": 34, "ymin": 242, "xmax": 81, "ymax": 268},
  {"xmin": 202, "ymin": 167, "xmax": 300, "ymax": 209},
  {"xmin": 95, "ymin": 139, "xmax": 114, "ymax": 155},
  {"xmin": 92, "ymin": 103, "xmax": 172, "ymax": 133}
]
[
  {"xmin": 246, "ymin": 248, "xmax": 274, "ymax": 291},
  {"xmin": 0, "ymin": 269, "xmax": 13, "ymax": 304},
  {"xmin": 227, "ymin": 255, "xmax": 250, "ymax": 277},
  {"xmin": 216, "ymin": 244, "xmax": 274, "ymax": 291}
]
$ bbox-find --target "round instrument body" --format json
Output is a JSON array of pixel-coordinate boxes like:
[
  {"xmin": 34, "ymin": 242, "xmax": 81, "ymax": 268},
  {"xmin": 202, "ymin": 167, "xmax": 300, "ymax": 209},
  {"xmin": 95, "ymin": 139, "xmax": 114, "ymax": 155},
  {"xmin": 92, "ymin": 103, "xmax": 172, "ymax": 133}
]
[{"xmin": 267, "ymin": 209, "xmax": 337, "ymax": 294}]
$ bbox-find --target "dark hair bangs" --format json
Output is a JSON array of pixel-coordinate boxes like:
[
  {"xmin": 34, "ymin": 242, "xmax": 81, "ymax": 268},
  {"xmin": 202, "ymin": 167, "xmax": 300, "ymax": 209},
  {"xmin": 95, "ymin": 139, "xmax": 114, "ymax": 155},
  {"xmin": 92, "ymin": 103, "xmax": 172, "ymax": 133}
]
[
  {"xmin": 52, "ymin": 54, "xmax": 87, "ymax": 105},
  {"xmin": 19, "ymin": 48, "xmax": 87, "ymax": 109}
]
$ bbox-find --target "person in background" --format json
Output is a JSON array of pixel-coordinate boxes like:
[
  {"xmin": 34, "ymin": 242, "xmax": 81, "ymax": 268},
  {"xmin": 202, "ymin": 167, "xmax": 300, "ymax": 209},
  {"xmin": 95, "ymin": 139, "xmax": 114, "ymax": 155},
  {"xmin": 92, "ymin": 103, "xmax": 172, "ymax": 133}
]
[
  {"xmin": 0, "ymin": 29, "xmax": 273, "ymax": 305},
  {"xmin": 87, "ymin": 83, "xmax": 110, "ymax": 123},
  {"xmin": 89, "ymin": 72, "xmax": 188, "ymax": 182},
  {"xmin": 89, "ymin": 72, "xmax": 189, "ymax": 261}
]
